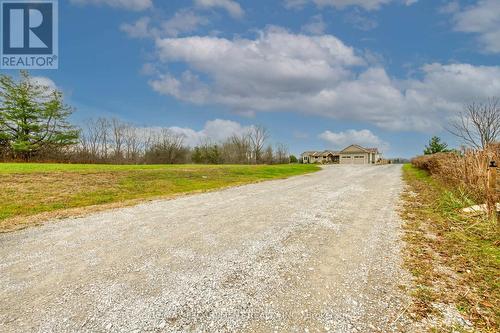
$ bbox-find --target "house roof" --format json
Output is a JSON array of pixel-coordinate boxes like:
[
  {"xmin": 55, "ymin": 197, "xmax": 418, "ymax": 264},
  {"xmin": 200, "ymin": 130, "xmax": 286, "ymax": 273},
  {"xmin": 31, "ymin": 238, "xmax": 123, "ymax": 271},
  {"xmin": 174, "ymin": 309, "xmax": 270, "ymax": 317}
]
[
  {"xmin": 301, "ymin": 151, "xmax": 317, "ymax": 156},
  {"xmin": 339, "ymin": 144, "xmax": 379, "ymax": 154},
  {"xmin": 322, "ymin": 150, "xmax": 338, "ymax": 156},
  {"xmin": 302, "ymin": 145, "xmax": 380, "ymax": 156}
]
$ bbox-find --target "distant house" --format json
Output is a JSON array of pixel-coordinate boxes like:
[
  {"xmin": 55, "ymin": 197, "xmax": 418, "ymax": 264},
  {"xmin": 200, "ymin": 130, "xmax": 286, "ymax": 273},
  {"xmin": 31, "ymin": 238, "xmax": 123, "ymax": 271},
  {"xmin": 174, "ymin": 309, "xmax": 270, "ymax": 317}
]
[{"xmin": 301, "ymin": 144, "xmax": 381, "ymax": 165}]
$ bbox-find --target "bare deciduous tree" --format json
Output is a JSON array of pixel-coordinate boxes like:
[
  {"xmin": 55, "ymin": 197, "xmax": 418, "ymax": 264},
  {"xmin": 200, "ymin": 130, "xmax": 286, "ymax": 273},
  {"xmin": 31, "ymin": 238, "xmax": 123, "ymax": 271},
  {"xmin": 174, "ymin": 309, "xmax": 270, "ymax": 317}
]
[
  {"xmin": 110, "ymin": 118, "xmax": 126, "ymax": 162},
  {"xmin": 263, "ymin": 146, "xmax": 274, "ymax": 164},
  {"xmin": 248, "ymin": 125, "xmax": 269, "ymax": 163},
  {"xmin": 96, "ymin": 117, "xmax": 110, "ymax": 160},
  {"xmin": 79, "ymin": 118, "xmax": 109, "ymax": 162},
  {"xmin": 275, "ymin": 143, "xmax": 289, "ymax": 164},
  {"xmin": 123, "ymin": 125, "xmax": 141, "ymax": 163},
  {"xmin": 448, "ymin": 98, "xmax": 500, "ymax": 149},
  {"xmin": 221, "ymin": 133, "xmax": 251, "ymax": 164},
  {"xmin": 144, "ymin": 129, "xmax": 188, "ymax": 164}
]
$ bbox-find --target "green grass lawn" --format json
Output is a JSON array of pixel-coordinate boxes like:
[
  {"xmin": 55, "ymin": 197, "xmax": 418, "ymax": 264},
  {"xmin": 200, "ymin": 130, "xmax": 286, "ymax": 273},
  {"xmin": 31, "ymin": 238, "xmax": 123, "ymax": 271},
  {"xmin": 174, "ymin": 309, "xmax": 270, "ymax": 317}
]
[
  {"xmin": 1, "ymin": 163, "xmax": 320, "ymax": 231},
  {"xmin": 401, "ymin": 164, "xmax": 499, "ymax": 332}
]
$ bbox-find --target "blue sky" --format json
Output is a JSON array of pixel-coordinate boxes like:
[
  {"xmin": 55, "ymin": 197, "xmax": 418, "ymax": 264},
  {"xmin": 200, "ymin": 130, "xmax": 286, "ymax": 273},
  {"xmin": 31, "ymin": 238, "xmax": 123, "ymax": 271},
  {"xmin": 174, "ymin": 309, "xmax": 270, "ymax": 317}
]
[{"xmin": 2, "ymin": 0, "xmax": 500, "ymax": 158}]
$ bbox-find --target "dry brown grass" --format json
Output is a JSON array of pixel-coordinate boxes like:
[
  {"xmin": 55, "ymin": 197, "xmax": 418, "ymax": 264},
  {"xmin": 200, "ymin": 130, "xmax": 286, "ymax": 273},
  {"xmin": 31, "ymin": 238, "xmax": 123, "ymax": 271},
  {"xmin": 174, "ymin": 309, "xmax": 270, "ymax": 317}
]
[{"xmin": 412, "ymin": 144, "xmax": 499, "ymax": 205}]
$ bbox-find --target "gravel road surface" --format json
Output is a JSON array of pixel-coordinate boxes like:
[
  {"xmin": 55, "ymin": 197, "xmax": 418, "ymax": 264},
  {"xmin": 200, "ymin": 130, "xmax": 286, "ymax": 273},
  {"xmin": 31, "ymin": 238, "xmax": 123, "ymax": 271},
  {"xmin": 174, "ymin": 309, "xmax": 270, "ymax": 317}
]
[{"xmin": 0, "ymin": 165, "xmax": 411, "ymax": 332}]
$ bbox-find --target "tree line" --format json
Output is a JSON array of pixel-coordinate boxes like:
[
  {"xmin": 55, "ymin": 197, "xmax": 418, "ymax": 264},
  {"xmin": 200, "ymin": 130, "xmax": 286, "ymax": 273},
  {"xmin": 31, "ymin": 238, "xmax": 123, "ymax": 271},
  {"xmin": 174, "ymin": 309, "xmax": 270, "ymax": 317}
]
[
  {"xmin": 0, "ymin": 71, "xmax": 293, "ymax": 164},
  {"xmin": 75, "ymin": 118, "xmax": 291, "ymax": 164}
]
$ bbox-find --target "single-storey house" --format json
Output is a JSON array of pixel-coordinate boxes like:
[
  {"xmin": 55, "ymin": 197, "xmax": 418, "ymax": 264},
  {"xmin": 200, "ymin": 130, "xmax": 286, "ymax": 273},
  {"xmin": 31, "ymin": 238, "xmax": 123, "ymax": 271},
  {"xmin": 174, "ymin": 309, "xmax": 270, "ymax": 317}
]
[{"xmin": 301, "ymin": 145, "xmax": 381, "ymax": 165}]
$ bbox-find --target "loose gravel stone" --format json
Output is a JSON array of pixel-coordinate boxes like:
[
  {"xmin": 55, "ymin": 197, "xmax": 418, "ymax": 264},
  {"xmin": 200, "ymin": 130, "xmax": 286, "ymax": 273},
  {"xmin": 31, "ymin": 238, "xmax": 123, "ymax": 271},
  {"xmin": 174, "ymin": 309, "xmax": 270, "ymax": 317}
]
[{"xmin": 0, "ymin": 165, "xmax": 412, "ymax": 332}]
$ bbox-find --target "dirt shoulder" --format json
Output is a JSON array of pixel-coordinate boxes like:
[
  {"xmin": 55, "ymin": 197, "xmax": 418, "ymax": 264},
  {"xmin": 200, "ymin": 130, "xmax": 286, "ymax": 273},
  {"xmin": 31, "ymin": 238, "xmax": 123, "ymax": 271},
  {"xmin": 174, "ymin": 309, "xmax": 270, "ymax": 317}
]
[{"xmin": 400, "ymin": 164, "xmax": 499, "ymax": 333}]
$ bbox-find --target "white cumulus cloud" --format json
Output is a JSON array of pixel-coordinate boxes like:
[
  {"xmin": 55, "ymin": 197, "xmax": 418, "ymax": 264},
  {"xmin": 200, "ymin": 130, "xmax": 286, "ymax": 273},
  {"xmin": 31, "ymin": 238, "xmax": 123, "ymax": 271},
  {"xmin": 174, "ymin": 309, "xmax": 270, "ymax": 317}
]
[
  {"xmin": 319, "ymin": 129, "xmax": 388, "ymax": 150},
  {"xmin": 120, "ymin": 17, "xmax": 152, "ymax": 38},
  {"xmin": 314, "ymin": 0, "xmax": 392, "ymax": 10},
  {"xmin": 302, "ymin": 15, "xmax": 327, "ymax": 35},
  {"xmin": 284, "ymin": 0, "xmax": 416, "ymax": 11},
  {"xmin": 121, "ymin": 10, "xmax": 210, "ymax": 39},
  {"xmin": 161, "ymin": 9, "xmax": 210, "ymax": 37},
  {"xmin": 451, "ymin": 0, "xmax": 500, "ymax": 53},
  {"xmin": 153, "ymin": 28, "xmax": 364, "ymax": 89},
  {"xmin": 146, "ymin": 27, "xmax": 500, "ymax": 132},
  {"xmin": 70, "ymin": 0, "xmax": 152, "ymax": 11},
  {"xmin": 345, "ymin": 10, "xmax": 379, "ymax": 30},
  {"xmin": 195, "ymin": 0, "xmax": 244, "ymax": 18}
]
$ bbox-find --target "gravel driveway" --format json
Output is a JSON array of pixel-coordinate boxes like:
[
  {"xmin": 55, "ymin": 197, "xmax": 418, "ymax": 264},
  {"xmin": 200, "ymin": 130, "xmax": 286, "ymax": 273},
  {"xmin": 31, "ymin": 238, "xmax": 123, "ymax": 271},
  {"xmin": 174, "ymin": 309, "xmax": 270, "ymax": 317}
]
[{"xmin": 0, "ymin": 165, "xmax": 411, "ymax": 332}]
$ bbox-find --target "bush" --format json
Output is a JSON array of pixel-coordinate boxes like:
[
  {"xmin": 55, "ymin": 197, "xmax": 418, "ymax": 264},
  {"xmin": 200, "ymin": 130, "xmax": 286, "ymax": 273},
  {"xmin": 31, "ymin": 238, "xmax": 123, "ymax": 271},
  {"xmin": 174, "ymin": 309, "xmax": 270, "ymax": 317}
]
[{"xmin": 411, "ymin": 144, "xmax": 500, "ymax": 202}]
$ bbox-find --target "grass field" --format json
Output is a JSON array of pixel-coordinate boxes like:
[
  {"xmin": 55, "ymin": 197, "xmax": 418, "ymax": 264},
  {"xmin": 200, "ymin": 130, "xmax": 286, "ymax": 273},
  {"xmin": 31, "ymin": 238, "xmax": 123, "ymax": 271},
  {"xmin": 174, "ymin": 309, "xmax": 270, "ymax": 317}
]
[
  {"xmin": 401, "ymin": 164, "xmax": 499, "ymax": 332},
  {"xmin": 0, "ymin": 163, "xmax": 320, "ymax": 232}
]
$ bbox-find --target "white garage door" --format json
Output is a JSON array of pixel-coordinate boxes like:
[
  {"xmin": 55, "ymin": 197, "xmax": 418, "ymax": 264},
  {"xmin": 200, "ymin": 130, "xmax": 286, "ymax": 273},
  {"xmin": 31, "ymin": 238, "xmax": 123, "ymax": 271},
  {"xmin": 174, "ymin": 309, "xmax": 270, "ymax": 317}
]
[
  {"xmin": 353, "ymin": 155, "xmax": 366, "ymax": 164},
  {"xmin": 341, "ymin": 155, "xmax": 353, "ymax": 164}
]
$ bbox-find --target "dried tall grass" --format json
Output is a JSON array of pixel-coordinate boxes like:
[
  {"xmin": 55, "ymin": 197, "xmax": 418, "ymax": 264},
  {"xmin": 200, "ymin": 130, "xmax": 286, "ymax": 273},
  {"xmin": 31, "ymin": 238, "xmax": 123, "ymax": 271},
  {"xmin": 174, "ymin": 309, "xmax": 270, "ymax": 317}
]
[{"xmin": 412, "ymin": 144, "xmax": 499, "ymax": 204}]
